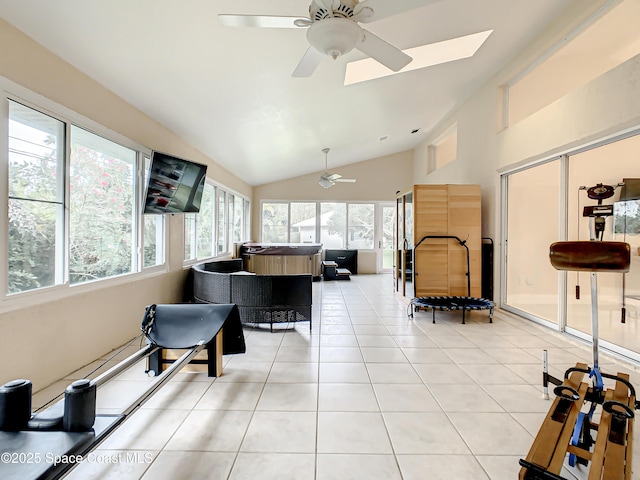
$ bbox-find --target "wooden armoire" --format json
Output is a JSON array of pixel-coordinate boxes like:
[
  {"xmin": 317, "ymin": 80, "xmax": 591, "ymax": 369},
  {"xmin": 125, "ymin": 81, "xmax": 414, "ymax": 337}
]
[{"xmin": 395, "ymin": 184, "xmax": 482, "ymax": 300}]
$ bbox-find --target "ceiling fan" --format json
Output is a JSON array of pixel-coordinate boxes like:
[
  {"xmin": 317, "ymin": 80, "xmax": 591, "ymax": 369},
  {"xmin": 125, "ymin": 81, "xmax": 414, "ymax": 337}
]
[
  {"xmin": 219, "ymin": 0, "xmax": 430, "ymax": 77},
  {"xmin": 318, "ymin": 148, "xmax": 356, "ymax": 188}
]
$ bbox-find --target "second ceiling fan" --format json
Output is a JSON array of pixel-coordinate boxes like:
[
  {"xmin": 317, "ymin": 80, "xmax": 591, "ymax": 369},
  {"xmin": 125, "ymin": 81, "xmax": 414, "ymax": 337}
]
[
  {"xmin": 219, "ymin": 0, "xmax": 438, "ymax": 77},
  {"xmin": 318, "ymin": 148, "xmax": 356, "ymax": 188}
]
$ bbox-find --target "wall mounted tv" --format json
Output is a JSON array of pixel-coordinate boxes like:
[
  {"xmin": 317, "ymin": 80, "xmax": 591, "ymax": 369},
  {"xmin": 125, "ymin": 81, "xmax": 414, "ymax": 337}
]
[{"xmin": 143, "ymin": 151, "xmax": 207, "ymax": 214}]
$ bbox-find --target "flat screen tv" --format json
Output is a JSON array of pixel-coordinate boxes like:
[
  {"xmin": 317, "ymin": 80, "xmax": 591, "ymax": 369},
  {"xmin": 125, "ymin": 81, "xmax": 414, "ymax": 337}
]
[{"xmin": 143, "ymin": 151, "xmax": 207, "ymax": 214}]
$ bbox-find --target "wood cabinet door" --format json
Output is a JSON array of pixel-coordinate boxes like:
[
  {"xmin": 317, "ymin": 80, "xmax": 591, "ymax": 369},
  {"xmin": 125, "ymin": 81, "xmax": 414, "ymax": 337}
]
[
  {"xmin": 411, "ymin": 184, "xmax": 482, "ymax": 298},
  {"xmin": 448, "ymin": 184, "xmax": 482, "ymax": 297}
]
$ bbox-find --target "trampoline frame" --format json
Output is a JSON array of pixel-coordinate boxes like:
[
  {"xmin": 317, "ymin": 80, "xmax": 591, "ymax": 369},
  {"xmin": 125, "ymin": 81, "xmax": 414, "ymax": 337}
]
[{"xmin": 408, "ymin": 235, "xmax": 494, "ymax": 324}]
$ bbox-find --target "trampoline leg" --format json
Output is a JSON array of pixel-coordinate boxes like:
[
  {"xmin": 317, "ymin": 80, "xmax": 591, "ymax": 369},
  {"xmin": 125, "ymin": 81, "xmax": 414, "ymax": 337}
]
[
  {"xmin": 462, "ymin": 308, "xmax": 466, "ymax": 325},
  {"xmin": 432, "ymin": 309, "xmax": 436, "ymax": 324},
  {"xmin": 489, "ymin": 308, "xmax": 493, "ymax": 323}
]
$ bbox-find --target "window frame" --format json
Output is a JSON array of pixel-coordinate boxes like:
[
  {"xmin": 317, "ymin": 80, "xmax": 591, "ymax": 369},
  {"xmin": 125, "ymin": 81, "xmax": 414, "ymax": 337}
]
[
  {"xmin": 141, "ymin": 154, "xmax": 166, "ymax": 269},
  {"xmin": 68, "ymin": 124, "xmax": 140, "ymax": 285},
  {"xmin": 427, "ymin": 124, "xmax": 457, "ymax": 174},
  {"xmin": 1, "ymin": 77, "xmax": 167, "ymax": 308},
  {"xmin": 290, "ymin": 201, "xmax": 319, "ymax": 244},
  {"xmin": 183, "ymin": 181, "xmax": 251, "ymax": 265},
  {"xmin": 7, "ymin": 99, "xmax": 66, "ymax": 293},
  {"xmin": 259, "ymin": 200, "xmax": 379, "ymax": 251},
  {"xmin": 260, "ymin": 201, "xmax": 290, "ymax": 243},
  {"xmin": 347, "ymin": 202, "xmax": 375, "ymax": 250}
]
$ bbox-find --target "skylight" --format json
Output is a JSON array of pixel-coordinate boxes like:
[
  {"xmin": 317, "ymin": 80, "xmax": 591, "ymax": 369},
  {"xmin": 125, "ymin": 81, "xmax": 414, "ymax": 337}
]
[{"xmin": 344, "ymin": 30, "xmax": 493, "ymax": 85}]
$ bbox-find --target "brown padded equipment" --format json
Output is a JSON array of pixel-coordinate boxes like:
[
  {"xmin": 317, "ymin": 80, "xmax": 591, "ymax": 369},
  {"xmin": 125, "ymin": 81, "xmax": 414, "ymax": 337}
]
[{"xmin": 549, "ymin": 241, "xmax": 630, "ymax": 273}]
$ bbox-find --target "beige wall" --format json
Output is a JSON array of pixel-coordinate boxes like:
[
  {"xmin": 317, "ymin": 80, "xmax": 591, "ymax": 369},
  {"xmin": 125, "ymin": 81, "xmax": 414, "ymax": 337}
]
[
  {"xmin": 253, "ymin": 150, "xmax": 413, "ymax": 205},
  {"xmin": 251, "ymin": 151, "xmax": 413, "ymax": 274},
  {"xmin": 0, "ymin": 20, "xmax": 251, "ymax": 390}
]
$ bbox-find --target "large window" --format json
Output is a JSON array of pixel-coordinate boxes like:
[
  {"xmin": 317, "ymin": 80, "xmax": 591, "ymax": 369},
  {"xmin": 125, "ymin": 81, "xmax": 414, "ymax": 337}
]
[
  {"xmin": 196, "ymin": 183, "xmax": 216, "ymax": 259},
  {"xmin": 260, "ymin": 201, "xmax": 377, "ymax": 249},
  {"xmin": 69, "ymin": 127, "xmax": 136, "ymax": 284},
  {"xmin": 321, "ymin": 203, "xmax": 346, "ymax": 248},
  {"xmin": 184, "ymin": 214, "xmax": 196, "ymax": 261},
  {"xmin": 217, "ymin": 189, "xmax": 227, "ymax": 254},
  {"xmin": 8, "ymin": 101, "xmax": 64, "ymax": 293},
  {"xmin": 291, "ymin": 203, "xmax": 317, "ymax": 243},
  {"xmin": 142, "ymin": 156, "xmax": 164, "ymax": 268},
  {"xmin": 262, "ymin": 202, "xmax": 289, "ymax": 243},
  {"xmin": 184, "ymin": 184, "xmax": 249, "ymax": 262},
  {"xmin": 232, "ymin": 195, "xmax": 245, "ymax": 243},
  {"xmin": 348, "ymin": 203, "xmax": 374, "ymax": 249},
  {"xmin": 7, "ymin": 99, "xmax": 164, "ymax": 295}
]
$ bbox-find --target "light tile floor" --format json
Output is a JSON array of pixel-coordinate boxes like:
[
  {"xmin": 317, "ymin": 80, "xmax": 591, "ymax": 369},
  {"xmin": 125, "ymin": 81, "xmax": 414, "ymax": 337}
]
[{"xmin": 30, "ymin": 274, "xmax": 640, "ymax": 479}]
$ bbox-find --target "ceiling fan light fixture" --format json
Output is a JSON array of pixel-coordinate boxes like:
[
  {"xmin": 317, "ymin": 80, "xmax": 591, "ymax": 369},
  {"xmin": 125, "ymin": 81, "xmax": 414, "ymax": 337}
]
[
  {"xmin": 306, "ymin": 17, "xmax": 362, "ymax": 59},
  {"xmin": 319, "ymin": 177, "xmax": 334, "ymax": 188}
]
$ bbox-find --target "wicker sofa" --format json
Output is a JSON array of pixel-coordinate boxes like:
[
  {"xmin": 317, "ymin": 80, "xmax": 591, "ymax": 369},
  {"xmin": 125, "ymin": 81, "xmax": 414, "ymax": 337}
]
[{"xmin": 192, "ymin": 260, "xmax": 312, "ymax": 331}]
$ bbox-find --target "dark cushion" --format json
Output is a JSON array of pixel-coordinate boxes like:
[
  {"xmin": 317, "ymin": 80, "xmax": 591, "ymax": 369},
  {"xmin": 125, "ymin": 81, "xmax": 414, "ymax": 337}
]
[
  {"xmin": 143, "ymin": 303, "xmax": 245, "ymax": 353},
  {"xmin": 199, "ymin": 259, "xmax": 243, "ymax": 273}
]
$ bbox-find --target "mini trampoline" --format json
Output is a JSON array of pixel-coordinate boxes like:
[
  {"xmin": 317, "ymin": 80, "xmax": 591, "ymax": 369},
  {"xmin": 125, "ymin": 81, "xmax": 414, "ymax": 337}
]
[{"xmin": 408, "ymin": 235, "xmax": 494, "ymax": 324}]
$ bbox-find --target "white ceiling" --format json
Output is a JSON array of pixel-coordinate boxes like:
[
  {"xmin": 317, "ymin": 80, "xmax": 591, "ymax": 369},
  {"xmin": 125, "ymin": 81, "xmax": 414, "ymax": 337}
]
[{"xmin": 0, "ymin": 0, "xmax": 581, "ymax": 186}]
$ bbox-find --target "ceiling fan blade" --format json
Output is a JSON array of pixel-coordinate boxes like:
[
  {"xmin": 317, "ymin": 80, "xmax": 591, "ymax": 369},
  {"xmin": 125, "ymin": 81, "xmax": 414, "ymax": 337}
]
[
  {"xmin": 327, "ymin": 173, "xmax": 342, "ymax": 181},
  {"xmin": 335, "ymin": 178, "xmax": 356, "ymax": 183},
  {"xmin": 218, "ymin": 14, "xmax": 307, "ymax": 28},
  {"xmin": 354, "ymin": 0, "xmax": 441, "ymax": 23},
  {"xmin": 292, "ymin": 47, "xmax": 325, "ymax": 77},
  {"xmin": 357, "ymin": 30, "xmax": 412, "ymax": 72}
]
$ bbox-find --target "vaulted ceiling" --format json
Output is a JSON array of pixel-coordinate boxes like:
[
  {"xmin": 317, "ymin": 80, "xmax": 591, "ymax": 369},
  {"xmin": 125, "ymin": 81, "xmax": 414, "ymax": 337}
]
[{"xmin": 0, "ymin": 0, "xmax": 583, "ymax": 185}]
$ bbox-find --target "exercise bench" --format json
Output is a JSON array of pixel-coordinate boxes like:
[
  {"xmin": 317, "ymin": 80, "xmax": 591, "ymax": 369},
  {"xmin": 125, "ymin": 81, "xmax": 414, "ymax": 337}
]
[
  {"xmin": 520, "ymin": 241, "xmax": 637, "ymax": 480},
  {"xmin": 0, "ymin": 303, "xmax": 245, "ymax": 480}
]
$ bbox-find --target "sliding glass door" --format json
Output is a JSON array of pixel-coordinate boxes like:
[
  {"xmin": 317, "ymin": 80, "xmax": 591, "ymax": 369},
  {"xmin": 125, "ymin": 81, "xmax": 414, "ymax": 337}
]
[
  {"xmin": 566, "ymin": 134, "xmax": 640, "ymax": 356},
  {"xmin": 502, "ymin": 131, "xmax": 640, "ymax": 361},
  {"xmin": 504, "ymin": 160, "xmax": 561, "ymax": 325}
]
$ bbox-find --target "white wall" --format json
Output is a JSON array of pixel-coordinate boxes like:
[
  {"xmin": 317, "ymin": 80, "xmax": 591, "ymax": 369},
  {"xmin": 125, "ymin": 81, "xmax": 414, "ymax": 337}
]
[
  {"xmin": 412, "ymin": 2, "xmax": 640, "ymax": 306},
  {"xmin": 0, "ymin": 19, "xmax": 252, "ymax": 390}
]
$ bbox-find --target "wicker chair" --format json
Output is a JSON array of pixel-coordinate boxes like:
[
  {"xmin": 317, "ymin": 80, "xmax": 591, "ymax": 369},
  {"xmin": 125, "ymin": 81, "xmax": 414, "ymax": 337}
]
[
  {"xmin": 192, "ymin": 260, "xmax": 240, "ymax": 304},
  {"xmin": 192, "ymin": 261, "xmax": 312, "ymax": 332}
]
